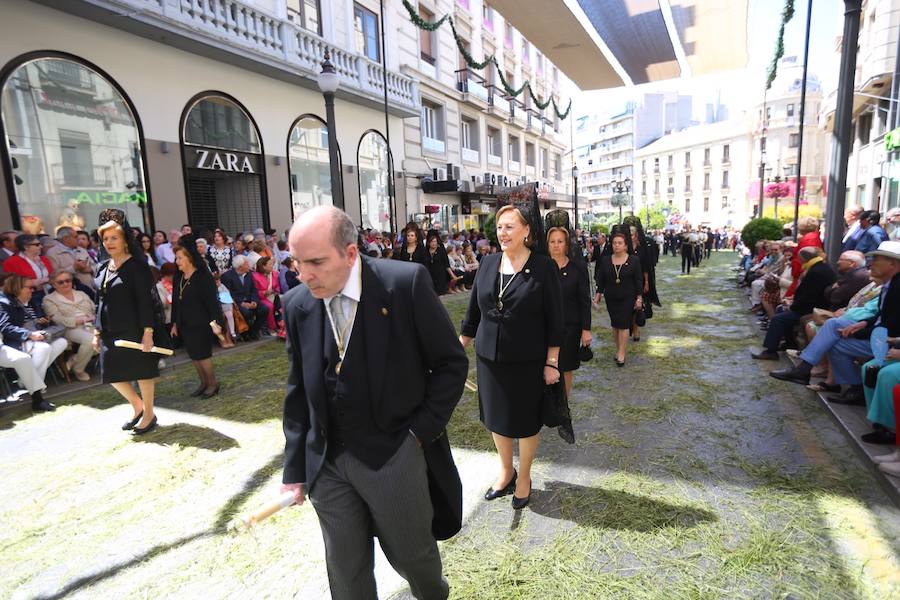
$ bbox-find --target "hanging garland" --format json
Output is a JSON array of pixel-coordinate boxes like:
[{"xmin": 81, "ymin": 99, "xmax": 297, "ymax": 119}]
[
  {"xmin": 401, "ymin": 0, "xmax": 572, "ymax": 120},
  {"xmin": 766, "ymin": 0, "xmax": 795, "ymax": 89}
]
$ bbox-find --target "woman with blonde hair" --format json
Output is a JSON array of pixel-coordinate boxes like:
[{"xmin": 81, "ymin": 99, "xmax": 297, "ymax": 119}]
[
  {"xmin": 92, "ymin": 209, "xmax": 168, "ymax": 434},
  {"xmin": 460, "ymin": 204, "xmax": 563, "ymax": 510}
]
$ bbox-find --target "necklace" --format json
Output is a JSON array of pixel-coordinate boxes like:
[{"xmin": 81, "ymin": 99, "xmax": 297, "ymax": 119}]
[
  {"xmin": 612, "ymin": 259, "xmax": 626, "ymax": 284},
  {"xmin": 178, "ymin": 272, "xmax": 192, "ymax": 300}
]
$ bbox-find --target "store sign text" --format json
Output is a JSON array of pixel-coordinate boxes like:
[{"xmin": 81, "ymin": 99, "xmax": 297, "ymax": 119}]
[
  {"xmin": 195, "ymin": 149, "xmax": 255, "ymax": 173},
  {"xmin": 68, "ymin": 191, "xmax": 147, "ymax": 205},
  {"xmin": 886, "ymin": 127, "xmax": 900, "ymax": 152}
]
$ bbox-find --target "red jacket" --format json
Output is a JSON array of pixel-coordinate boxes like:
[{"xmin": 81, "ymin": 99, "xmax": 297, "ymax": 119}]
[
  {"xmin": 3, "ymin": 254, "xmax": 53, "ymax": 280},
  {"xmin": 786, "ymin": 231, "xmax": 823, "ymax": 296}
]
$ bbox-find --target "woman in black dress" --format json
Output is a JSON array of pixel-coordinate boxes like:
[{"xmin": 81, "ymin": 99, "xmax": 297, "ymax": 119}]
[
  {"xmin": 425, "ymin": 233, "xmax": 453, "ymax": 295},
  {"xmin": 594, "ymin": 232, "xmax": 643, "ymax": 366},
  {"xmin": 547, "ymin": 227, "xmax": 592, "ymax": 399},
  {"xmin": 393, "ymin": 227, "xmax": 426, "ymax": 264},
  {"xmin": 625, "ymin": 218, "xmax": 661, "ymax": 341},
  {"xmin": 171, "ymin": 237, "xmax": 221, "ymax": 398},
  {"xmin": 92, "ymin": 209, "xmax": 168, "ymax": 434},
  {"xmin": 460, "ymin": 205, "xmax": 563, "ymax": 510}
]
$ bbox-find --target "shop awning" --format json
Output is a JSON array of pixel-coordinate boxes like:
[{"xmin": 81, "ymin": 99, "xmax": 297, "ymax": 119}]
[{"xmin": 488, "ymin": 0, "xmax": 750, "ymax": 89}]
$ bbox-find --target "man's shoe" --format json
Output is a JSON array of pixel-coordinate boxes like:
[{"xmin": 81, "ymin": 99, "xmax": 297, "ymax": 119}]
[
  {"xmin": 862, "ymin": 430, "xmax": 896, "ymax": 445},
  {"xmin": 770, "ymin": 367, "xmax": 810, "ymax": 385},
  {"xmin": 751, "ymin": 351, "xmax": 779, "ymax": 361},
  {"xmin": 879, "ymin": 461, "xmax": 900, "ymax": 476},
  {"xmin": 32, "ymin": 400, "xmax": 56, "ymax": 412},
  {"xmin": 872, "ymin": 449, "xmax": 900, "ymax": 464},
  {"xmin": 826, "ymin": 386, "xmax": 865, "ymax": 406}
]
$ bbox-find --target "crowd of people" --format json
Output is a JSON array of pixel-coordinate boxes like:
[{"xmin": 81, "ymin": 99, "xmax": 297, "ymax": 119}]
[{"xmin": 738, "ymin": 205, "xmax": 900, "ymax": 476}]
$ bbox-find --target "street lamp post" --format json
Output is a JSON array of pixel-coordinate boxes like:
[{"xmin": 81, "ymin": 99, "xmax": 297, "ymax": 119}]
[
  {"xmin": 318, "ymin": 50, "xmax": 344, "ymax": 210},
  {"xmin": 573, "ymin": 165, "xmax": 579, "ymax": 230},
  {"xmin": 612, "ymin": 178, "xmax": 632, "ymax": 223}
]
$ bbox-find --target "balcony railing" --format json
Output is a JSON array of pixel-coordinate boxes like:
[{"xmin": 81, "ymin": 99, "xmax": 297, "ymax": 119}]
[
  {"xmin": 51, "ymin": 163, "xmax": 112, "ymax": 188},
  {"xmin": 461, "ymin": 147, "xmax": 479, "ymax": 163},
  {"xmin": 89, "ymin": 0, "xmax": 419, "ymax": 115},
  {"xmin": 509, "ymin": 159, "xmax": 520, "ymax": 172},
  {"xmin": 487, "ymin": 153, "xmax": 502, "ymax": 166},
  {"xmin": 423, "ymin": 136, "xmax": 446, "ymax": 154},
  {"xmin": 456, "ymin": 69, "xmax": 490, "ymax": 103}
]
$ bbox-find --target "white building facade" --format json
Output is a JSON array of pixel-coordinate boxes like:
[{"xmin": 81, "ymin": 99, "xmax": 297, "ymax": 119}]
[
  {"xmin": 396, "ymin": 0, "xmax": 575, "ymax": 232},
  {"xmin": 634, "ymin": 120, "xmax": 754, "ymax": 229},
  {"xmin": 0, "ymin": 0, "xmax": 422, "ymax": 236}
]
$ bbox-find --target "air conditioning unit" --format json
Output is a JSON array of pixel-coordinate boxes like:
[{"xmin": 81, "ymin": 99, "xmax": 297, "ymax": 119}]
[
  {"xmin": 475, "ymin": 175, "xmax": 483, "ymax": 184},
  {"xmin": 460, "ymin": 180, "xmax": 475, "ymax": 193},
  {"xmin": 452, "ymin": 166, "xmax": 461, "ymax": 181},
  {"xmin": 434, "ymin": 167, "xmax": 448, "ymax": 181}
]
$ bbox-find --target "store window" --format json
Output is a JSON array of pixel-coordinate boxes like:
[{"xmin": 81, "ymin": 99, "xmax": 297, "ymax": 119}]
[
  {"xmin": 357, "ymin": 130, "xmax": 391, "ymax": 232},
  {"xmin": 287, "ymin": 0, "xmax": 322, "ymax": 35},
  {"xmin": 288, "ymin": 114, "xmax": 335, "ymax": 220},
  {"xmin": 181, "ymin": 93, "xmax": 267, "ymax": 235},
  {"xmin": 1, "ymin": 54, "xmax": 151, "ymax": 233}
]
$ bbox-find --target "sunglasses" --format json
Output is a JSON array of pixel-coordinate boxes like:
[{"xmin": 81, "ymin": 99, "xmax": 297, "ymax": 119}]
[
  {"xmin": 26, "ymin": 242, "xmax": 41, "ymax": 247},
  {"xmin": 54, "ymin": 278, "xmax": 73, "ymax": 284}
]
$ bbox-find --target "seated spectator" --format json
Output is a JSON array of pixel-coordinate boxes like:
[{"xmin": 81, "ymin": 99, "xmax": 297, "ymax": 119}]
[
  {"xmin": 214, "ymin": 272, "xmax": 237, "ymax": 343},
  {"xmin": 221, "ymin": 254, "xmax": 268, "ymax": 340},
  {"xmin": 281, "ymin": 257, "xmax": 300, "ymax": 291},
  {"xmin": 42, "ymin": 271, "xmax": 97, "ymax": 382},
  {"xmin": 784, "ymin": 217, "xmax": 824, "ymax": 297},
  {"xmin": 194, "ymin": 237, "xmax": 218, "ymax": 273},
  {"xmin": 208, "ymin": 229, "xmax": 234, "ymax": 274},
  {"xmin": 748, "ymin": 242, "xmax": 786, "ymax": 311},
  {"xmin": 246, "ymin": 241, "xmax": 266, "ymax": 271},
  {"xmin": 0, "ymin": 274, "xmax": 68, "ymax": 411},
  {"xmin": 462, "ymin": 243, "xmax": 480, "ymax": 280},
  {"xmin": 446, "ymin": 245, "xmax": 468, "ymax": 293},
  {"xmin": 4, "ymin": 233, "xmax": 53, "ymax": 305},
  {"xmin": 857, "ymin": 242, "xmax": 900, "ymax": 446},
  {"xmin": 856, "ymin": 210, "xmax": 890, "ymax": 257},
  {"xmin": 252, "ymin": 256, "xmax": 281, "ymax": 333},
  {"xmin": 156, "ymin": 262, "xmax": 177, "ymax": 326},
  {"xmin": 825, "ymin": 251, "xmax": 870, "ymax": 311},
  {"xmin": 752, "ymin": 247, "xmax": 836, "ymax": 360}
]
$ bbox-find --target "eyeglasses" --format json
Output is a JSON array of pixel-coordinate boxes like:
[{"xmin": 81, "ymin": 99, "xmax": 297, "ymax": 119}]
[
  {"xmin": 54, "ymin": 278, "xmax": 73, "ymax": 284},
  {"xmin": 26, "ymin": 242, "xmax": 40, "ymax": 247}
]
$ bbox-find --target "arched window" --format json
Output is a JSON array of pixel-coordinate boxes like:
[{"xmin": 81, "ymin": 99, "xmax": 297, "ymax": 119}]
[
  {"xmin": 181, "ymin": 93, "xmax": 267, "ymax": 236},
  {"xmin": 1, "ymin": 53, "xmax": 151, "ymax": 233},
  {"xmin": 287, "ymin": 114, "xmax": 335, "ymax": 220},
  {"xmin": 357, "ymin": 130, "xmax": 392, "ymax": 232}
]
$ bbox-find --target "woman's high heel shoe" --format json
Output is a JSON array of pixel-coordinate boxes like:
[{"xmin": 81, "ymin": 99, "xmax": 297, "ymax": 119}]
[
  {"xmin": 615, "ymin": 358, "xmax": 625, "ymax": 367},
  {"xmin": 189, "ymin": 384, "xmax": 206, "ymax": 397},
  {"xmin": 512, "ymin": 481, "xmax": 532, "ymax": 510},
  {"xmin": 484, "ymin": 469, "xmax": 517, "ymax": 501},
  {"xmin": 201, "ymin": 384, "xmax": 220, "ymax": 399},
  {"xmin": 122, "ymin": 411, "xmax": 143, "ymax": 431},
  {"xmin": 132, "ymin": 415, "xmax": 158, "ymax": 435}
]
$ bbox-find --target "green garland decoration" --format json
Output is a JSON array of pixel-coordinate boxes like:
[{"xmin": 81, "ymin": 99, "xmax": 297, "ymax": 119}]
[
  {"xmin": 400, "ymin": 0, "xmax": 572, "ymax": 120},
  {"xmin": 766, "ymin": 0, "xmax": 795, "ymax": 89}
]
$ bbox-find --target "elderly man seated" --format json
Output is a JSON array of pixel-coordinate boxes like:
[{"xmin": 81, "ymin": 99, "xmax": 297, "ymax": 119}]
[
  {"xmin": 221, "ymin": 254, "xmax": 268, "ymax": 340},
  {"xmin": 752, "ymin": 247, "xmax": 836, "ymax": 360},
  {"xmin": 748, "ymin": 242, "xmax": 787, "ymax": 311},
  {"xmin": 824, "ymin": 251, "xmax": 870, "ymax": 311},
  {"xmin": 42, "ymin": 270, "xmax": 97, "ymax": 381}
]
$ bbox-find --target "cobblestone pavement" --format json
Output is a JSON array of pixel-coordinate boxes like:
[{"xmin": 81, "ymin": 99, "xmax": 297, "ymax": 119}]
[{"xmin": 2, "ymin": 252, "xmax": 899, "ymax": 599}]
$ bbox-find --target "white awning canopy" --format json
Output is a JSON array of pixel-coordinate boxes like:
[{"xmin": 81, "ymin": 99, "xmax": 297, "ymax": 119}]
[{"xmin": 488, "ymin": 0, "xmax": 750, "ymax": 89}]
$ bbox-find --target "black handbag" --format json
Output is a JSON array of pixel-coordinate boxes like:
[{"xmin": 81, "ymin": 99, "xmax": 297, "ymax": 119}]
[
  {"xmin": 541, "ymin": 382, "xmax": 575, "ymax": 444},
  {"xmin": 578, "ymin": 344, "xmax": 594, "ymax": 363},
  {"xmin": 634, "ymin": 307, "xmax": 647, "ymax": 327}
]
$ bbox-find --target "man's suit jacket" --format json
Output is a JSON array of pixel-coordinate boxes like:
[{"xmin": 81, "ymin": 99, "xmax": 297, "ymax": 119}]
[
  {"xmin": 220, "ymin": 268, "xmax": 259, "ymax": 305},
  {"xmin": 281, "ymin": 256, "xmax": 468, "ymax": 539},
  {"xmin": 861, "ymin": 271, "xmax": 900, "ymax": 338},
  {"xmin": 790, "ymin": 261, "xmax": 836, "ymax": 315}
]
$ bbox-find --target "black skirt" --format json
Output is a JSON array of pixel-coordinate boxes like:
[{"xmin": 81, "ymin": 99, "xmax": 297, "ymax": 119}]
[
  {"xmin": 180, "ymin": 324, "xmax": 214, "ymax": 361},
  {"xmin": 100, "ymin": 329, "xmax": 160, "ymax": 383},
  {"xmin": 605, "ymin": 298, "xmax": 634, "ymax": 330},
  {"xmin": 477, "ymin": 356, "xmax": 544, "ymax": 438},
  {"xmin": 558, "ymin": 325, "xmax": 581, "ymax": 372}
]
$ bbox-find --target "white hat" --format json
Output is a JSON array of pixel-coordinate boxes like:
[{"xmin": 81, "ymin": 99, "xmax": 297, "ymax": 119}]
[{"xmin": 866, "ymin": 240, "xmax": 900, "ymax": 260}]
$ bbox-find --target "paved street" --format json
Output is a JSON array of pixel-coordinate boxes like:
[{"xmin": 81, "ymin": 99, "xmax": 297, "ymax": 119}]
[{"xmin": 3, "ymin": 251, "xmax": 900, "ymax": 599}]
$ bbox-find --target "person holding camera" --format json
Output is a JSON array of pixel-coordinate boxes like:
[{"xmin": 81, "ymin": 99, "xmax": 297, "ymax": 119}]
[{"xmin": 0, "ymin": 274, "xmax": 67, "ymax": 411}]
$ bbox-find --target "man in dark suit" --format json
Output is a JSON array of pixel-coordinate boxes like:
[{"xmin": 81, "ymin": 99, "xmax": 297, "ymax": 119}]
[
  {"xmin": 752, "ymin": 246, "xmax": 836, "ymax": 360},
  {"xmin": 220, "ymin": 254, "xmax": 268, "ymax": 339},
  {"xmin": 280, "ymin": 206, "xmax": 468, "ymax": 600}
]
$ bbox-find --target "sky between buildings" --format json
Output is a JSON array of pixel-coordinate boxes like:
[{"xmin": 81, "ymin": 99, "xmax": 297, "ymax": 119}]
[{"xmin": 571, "ymin": 0, "xmax": 841, "ymax": 127}]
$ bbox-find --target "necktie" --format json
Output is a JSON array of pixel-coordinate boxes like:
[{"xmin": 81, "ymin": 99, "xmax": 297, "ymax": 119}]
[{"xmin": 329, "ymin": 295, "xmax": 347, "ymax": 341}]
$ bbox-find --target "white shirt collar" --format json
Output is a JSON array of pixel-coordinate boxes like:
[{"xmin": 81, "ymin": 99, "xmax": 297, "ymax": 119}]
[{"xmin": 325, "ymin": 255, "xmax": 362, "ymax": 304}]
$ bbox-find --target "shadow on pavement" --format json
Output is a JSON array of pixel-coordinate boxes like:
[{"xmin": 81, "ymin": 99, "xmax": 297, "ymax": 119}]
[
  {"xmin": 130, "ymin": 422, "xmax": 240, "ymax": 452},
  {"xmin": 529, "ymin": 480, "xmax": 718, "ymax": 533}
]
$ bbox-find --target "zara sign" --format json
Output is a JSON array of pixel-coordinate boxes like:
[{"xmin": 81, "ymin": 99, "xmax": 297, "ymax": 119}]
[{"xmin": 193, "ymin": 148, "xmax": 257, "ymax": 174}]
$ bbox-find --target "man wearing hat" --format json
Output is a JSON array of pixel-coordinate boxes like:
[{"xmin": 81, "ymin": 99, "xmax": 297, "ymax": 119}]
[{"xmin": 855, "ymin": 241, "xmax": 900, "ymax": 448}]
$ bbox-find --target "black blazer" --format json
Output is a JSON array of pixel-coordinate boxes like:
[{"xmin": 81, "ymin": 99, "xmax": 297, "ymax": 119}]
[
  {"xmin": 558, "ymin": 258, "xmax": 592, "ymax": 330},
  {"xmin": 790, "ymin": 261, "xmax": 837, "ymax": 315},
  {"xmin": 171, "ymin": 268, "xmax": 221, "ymax": 329},
  {"xmin": 95, "ymin": 257, "xmax": 155, "ymax": 334},
  {"xmin": 220, "ymin": 268, "xmax": 259, "ymax": 305},
  {"xmin": 861, "ymin": 271, "xmax": 900, "ymax": 337},
  {"xmin": 461, "ymin": 252, "xmax": 564, "ymax": 362},
  {"xmin": 281, "ymin": 257, "xmax": 469, "ymax": 537}
]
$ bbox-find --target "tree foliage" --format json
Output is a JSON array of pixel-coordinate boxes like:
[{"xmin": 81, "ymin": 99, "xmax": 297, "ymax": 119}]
[
  {"xmin": 483, "ymin": 212, "xmax": 497, "ymax": 245},
  {"xmin": 761, "ymin": 204, "xmax": 822, "ymax": 225},
  {"xmin": 741, "ymin": 217, "xmax": 784, "ymax": 249}
]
